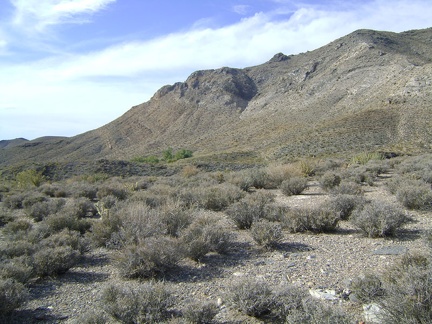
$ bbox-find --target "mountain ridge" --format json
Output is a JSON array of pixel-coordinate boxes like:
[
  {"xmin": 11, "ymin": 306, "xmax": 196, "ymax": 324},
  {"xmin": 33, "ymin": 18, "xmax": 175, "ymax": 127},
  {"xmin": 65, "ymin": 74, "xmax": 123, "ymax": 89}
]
[{"xmin": 1, "ymin": 27, "xmax": 432, "ymax": 167}]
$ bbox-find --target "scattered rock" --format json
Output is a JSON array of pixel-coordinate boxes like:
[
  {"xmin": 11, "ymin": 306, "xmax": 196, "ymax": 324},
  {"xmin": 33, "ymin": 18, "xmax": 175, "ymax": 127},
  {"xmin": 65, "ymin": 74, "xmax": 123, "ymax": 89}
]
[
  {"xmin": 363, "ymin": 303, "xmax": 382, "ymax": 323},
  {"xmin": 309, "ymin": 288, "xmax": 338, "ymax": 300}
]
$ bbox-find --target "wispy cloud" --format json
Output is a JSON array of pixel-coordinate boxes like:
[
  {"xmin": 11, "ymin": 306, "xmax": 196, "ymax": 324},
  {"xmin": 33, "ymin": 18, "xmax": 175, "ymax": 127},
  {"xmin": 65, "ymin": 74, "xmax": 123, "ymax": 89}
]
[
  {"xmin": 232, "ymin": 5, "xmax": 250, "ymax": 15},
  {"xmin": 10, "ymin": 0, "xmax": 116, "ymax": 31}
]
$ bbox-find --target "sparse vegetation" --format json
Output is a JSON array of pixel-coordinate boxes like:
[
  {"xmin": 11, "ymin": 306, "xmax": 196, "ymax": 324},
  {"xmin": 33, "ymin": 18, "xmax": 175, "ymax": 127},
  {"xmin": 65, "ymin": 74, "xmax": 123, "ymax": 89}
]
[{"xmin": 280, "ymin": 176, "xmax": 308, "ymax": 196}]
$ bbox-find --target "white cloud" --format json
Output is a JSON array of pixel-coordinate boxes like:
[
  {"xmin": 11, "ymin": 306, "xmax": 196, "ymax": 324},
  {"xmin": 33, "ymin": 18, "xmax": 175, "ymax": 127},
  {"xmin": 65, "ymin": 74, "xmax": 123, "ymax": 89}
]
[
  {"xmin": 10, "ymin": 0, "xmax": 116, "ymax": 31},
  {"xmin": 1, "ymin": 0, "xmax": 432, "ymax": 139}
]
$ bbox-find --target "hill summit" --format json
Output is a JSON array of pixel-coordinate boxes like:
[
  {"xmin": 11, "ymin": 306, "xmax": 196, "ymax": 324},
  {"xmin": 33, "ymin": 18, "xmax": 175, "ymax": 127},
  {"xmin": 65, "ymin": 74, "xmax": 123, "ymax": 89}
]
[{"xmin": 1, "ymin": 27, "xmax": 432, "ymax": 166}]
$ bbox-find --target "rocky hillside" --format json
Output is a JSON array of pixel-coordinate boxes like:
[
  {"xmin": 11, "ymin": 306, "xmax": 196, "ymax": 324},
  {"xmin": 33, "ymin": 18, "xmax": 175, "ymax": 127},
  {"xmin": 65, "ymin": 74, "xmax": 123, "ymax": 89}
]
[{"xmin": 1, "ymin": 28, "xmax": 432, "ymax": 166}]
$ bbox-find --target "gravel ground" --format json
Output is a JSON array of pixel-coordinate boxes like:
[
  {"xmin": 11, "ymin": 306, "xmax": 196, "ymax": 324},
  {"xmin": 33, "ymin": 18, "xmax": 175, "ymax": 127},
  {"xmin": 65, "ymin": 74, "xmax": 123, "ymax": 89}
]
[{"xmin": 8, "ymin": 173, "xmax": 432, "ymax": 323}]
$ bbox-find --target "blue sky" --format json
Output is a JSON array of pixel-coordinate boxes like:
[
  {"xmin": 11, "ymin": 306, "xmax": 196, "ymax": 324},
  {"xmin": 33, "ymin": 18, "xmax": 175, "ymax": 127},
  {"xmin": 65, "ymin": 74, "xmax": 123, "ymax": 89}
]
[{"xmin": 0, "ymin": 0, "xmax": 431, "ymax": 140}]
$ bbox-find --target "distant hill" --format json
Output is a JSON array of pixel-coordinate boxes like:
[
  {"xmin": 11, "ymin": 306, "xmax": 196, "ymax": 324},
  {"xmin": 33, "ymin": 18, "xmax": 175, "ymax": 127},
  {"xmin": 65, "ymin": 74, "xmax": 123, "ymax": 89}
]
[
  {"xmin": 1, "ymin": 27, "xmax": 432, "ymax": 167},
  {"xmin": 0, "ymin": 138, "xmax": 28, "ymax": 149}
]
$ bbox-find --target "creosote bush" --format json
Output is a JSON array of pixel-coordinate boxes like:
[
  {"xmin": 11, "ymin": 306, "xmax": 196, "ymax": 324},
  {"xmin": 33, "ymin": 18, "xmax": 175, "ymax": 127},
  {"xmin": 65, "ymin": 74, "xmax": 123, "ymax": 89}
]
[
  {"xmin": 282, "ymin": 207, "xmax": 340, "ymax": 233},
  {"xmin": 250, "ymin": 220, "xmax": 283, "ymax": 250},
  {"xmin": 182, "ymin": 300, "xmax": 218, "ymax": 324},
  {"xmin": 280, "ymin": 177, "xmax": 308, "ymax": 196},
  {"xmin": 396, "ymin": 182, "xmax": 432, "ymax": 210},
  {"xmin": 0, "ymin": 278, "xmax": 28, "ymax": 315},
  {"xmin": 101, "ymin": 282, "xmax": 174, "ymax": 323},
  {"xmin": 350, "ymin": 201, "xmax": 410, "ymax": 237},
  {"xmin": 319, "ymin": 172, "xmax": 341, "ymax": 191},
  {"xmin": 113, "ymin": 236, "xmax": 182, "ymax": 279},
  {"xmin": 226, "ymin": 190, "xmax": 275, "ymax": 229}
]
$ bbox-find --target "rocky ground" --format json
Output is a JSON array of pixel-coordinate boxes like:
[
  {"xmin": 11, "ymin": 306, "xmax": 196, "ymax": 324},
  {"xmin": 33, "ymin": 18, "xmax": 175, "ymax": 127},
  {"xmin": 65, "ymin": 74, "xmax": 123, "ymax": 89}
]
[{"xmin": 8, "ymin": 173, "xmax": 432, "ymax": 323}]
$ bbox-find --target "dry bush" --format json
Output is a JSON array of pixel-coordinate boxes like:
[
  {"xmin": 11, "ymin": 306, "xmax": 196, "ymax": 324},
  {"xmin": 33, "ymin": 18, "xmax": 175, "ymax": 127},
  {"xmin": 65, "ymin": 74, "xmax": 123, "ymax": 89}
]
[
  {"xmin": 181, "ymin": 211, "xmax": 233, "ymax": 260},
  {"xmin": 65, "ymin": 198, "xmax": 98, "ymax": 218},
  {"xmin": 280, "ymin": 177, "xmax": 308, "ymax": 196},
  {"xmin": 226, "ymin": 190, "xmax": 275, "ymax": 229},
  {"xmin": 45, "ymin": 212, "xmax": 91, "ymax": 234},
  {"xmin": 109, "ymin": 202, "xmax": 166, "ymax": 247},
  {"xmin": 350, "ymin": 201, "xmax": 410, "ymax": 237},
  {"xmin": 396, "ymin": 182, "xmax": 432, "ymax": 210},
  {"xmin": 322, "ymin": 194, "xmax": 365, "ymax": 220},
  {"xmin": 228, "ymin": 278, "xmax": 307, "ymax": 320},
  {"xmin": 179, "ymin": 183, "xmax": 245, "ymax": 211},
  {"xmin": 89, "ymin": 211, "xmax": 122, "ymax": 248},
  {"xmin": 39, "ymin": 183, "xmax": 69, "ymax": 198},
  {"xmin": 0, "ymin": 206, "xmax": 14, "ymax": 226},
  {"xmin": 69, "ymin": 182, "xmax": 98, "ymax": 200},
  {"xmin": 32, "ymin": 246, "xmax": 80, "ymax": 277},
  {"xmin": 349, "ymin": 273, "xmax": 386, "ymax": 304},
  {"xmin": 159, "ymin": 200, "xmax": 193, "ymax": 237},
  {"xmin": 265, "ymin": 163, "xmax": 303, "ymax": 188},
  {"xmin": 285, "ymin": 298, "xmax": 353, "ymax": 323},
  {"xmin": 227, "ymin": 167, "xmax": 276, "ymax": 191},
  {"xmin": 182, "ymin": 300, "xmax": 218, "ymax": 323},
  {"xmin": 0, "ymin": 240, "xmax": 34, "ymax": 259},
  {"xmin": 2, "ymin": 219, "xmax": 33, "ymax": 238},
  {"xmin": 228, "ymin": 278, "xmax": 275, "ymax": 317},
  {"xmin": 97, "ymin": 184, "xmax": 129, "ymax": 201},
  {"xmin": 101, "ymin": 282, "xmax": 174, "ymax": 323},
  {"xmin": 26, "ymin": 198, "xmax": 66, "ymax": 221},
  {"xmin": 282, "ymin": 207, "xmax": 340, "ymax": 233},
  {"xmin": 113, "ymin": 236, "xmax": 182, "ymax": 279},
  {"xmin": 0, "ymin": 278, "xmax": 28, "ymax": 315},
  {"xmin": 0, "ymin": 256, "xmax": 33, "ymax": 284},
  {"xmin": 319, "ymin": 172, "xmax": 341, "ymax": 191},
  {"xmin": 182, "ymin": 165, "xmax": 200, "ymax": 178},
  {"xmin": 331, "ymin": 181, "xmax": 364, "ymax": 195},
  {"xmin": 378, "ymin": 253, "xmax": 432, "ymax": 323},
  {"xmin": 250, "ymin": 220, "xmax": 283, "ymax": 250},
  {"xmin": 39, "ymin": 229, "xmax": 88, "ymax": 254}
]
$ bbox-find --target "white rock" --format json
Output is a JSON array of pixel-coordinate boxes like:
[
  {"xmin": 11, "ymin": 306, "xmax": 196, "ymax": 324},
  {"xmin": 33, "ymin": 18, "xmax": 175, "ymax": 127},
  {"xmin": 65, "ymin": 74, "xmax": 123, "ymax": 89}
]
[{"xmin": 363, "ymin": 303, "xmax": 382, "ymax": 323}]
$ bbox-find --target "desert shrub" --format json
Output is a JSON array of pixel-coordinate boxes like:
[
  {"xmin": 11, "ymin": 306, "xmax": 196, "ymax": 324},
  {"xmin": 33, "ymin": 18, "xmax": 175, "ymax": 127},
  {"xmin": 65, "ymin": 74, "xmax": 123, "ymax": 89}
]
[
  {"xmin": 227, "ymin": 167, "xmax": 277, "ymax": 191},
  {"xmin": 228, "ymin": 279, "xmax": 306, "ymax": 320},
  {"xmin": 250, "ymin": 220, "xmax": 283, "ymax": 250},
  {"xmin": 350, "ymin": 201, "xmax": 410, "ymax": 237},
  {"xmin": 226, "ymin": 190, "xmax": 275, "ymax": 229},
  {"xmin": 0, "ymin": 256, "xmax": 33, "ymax": 284},
  {"xmin": 182, "ymin": 165, "xmax": 200, "ymax": 178},
  {"xmin": 45, "ymin": 211, "xmax": 91, "ymax": 234},
  {"xmin": 322, "ymin": 194, "xmax": 365, "ymax": 220},
  {"xmin": 74, "ymin": 310, "xmax": 108, "ymax": 324},
  {"xmin": 0, "ymin": 240, "xmax": 34, "ymax": 259},
  {"xmin": 264, "ymin": 163, "xmax": 304, "ymax": 188},
  {"xmin": 2, "ymin": 219, "xmax": 33, "ymax": 237},
  {"xmin": 110, "ymin": 203, "xmax": 165, "ymax": 247},
  {"xmin": 349, "ymin": 273, "xmax": 385, "ymax": 303},
  {"xmin": 21, "ymin": 192, "xmax": 48, "ymax": 209},
  {"xmin": 65, "ymin": 198, "xmax": 98, "ymax": 218},
  {"xmin": 282, "ymin": 207, "xmax": 339, "ymax": 233},
  {"xmin": 179, "ymin": 183, "xmax": 245, "ymax": 211},
  {"xmin": 286, "ymin": 298, "xmax": 353, "ymax": 323},
  {"xmin": 26, "ymin": 198, "xmax": 66, "ymax": 221},
  {"xmin": 319, "ymin": 172, "xmax": 341, "ymax": 191},
  {"xmin": 346, "ymin": 167, "xmax": 375, "ymax": 186},
  {"xmin": 114, "ymin": 236, "xmax": 182, "ymax": 279},
  {"xmin": 40, "ymin": 229, "xmax": 88, "ymax": 254},
  {"xmin": 15, "ymin": 169, "xmax": 45, "ymax": 188},
  {"xmin": 181, "ymin": 211, "xmax": 233, "ymax": 260},
  {"xmin": 89, "ymin": 211, "xmax": 123, "ymax": 248},
  {"xmin": 70, "ymin": 182, "xmax": 98, "ymax": 200},
  {"xmin": 331, "ymin": 181, "xmax": 363, "ymax": 195},
  {"xmin": 39, "ymin": 183, "xmax": 68, "ymax": 198},
  {"xmin": 32, "ymin": 246, "xmax": 80, "ymax": 277},
  {"xmin": 97, "ymin": 184, "xmax": 129, "ymax": 201},
  {"xmin": 3, "ymin": 193, "xmax": 25, "ymax": 209},
  {"xmin": 182, "ymin": 300, "xmax": 218, "ymax": 324},
  {"xmin": 0, "ymin": 207, "xmax": 14, "ymax": 226},
  {"xmin": 228, "ymin": 278, "xmax": 275, "ymax": 317},
  {"xmin": 101, "ymin": 282, "xmax": 174, "ymax": 324},
  {"xmin": 396, "ymin": 182, "xmax": 432, "ymax": 210},
  {"xmin": 378, "ymin": 253, "xmax": 432, "ymax": 323},
  {"xmin": 350, "ymin": 152, "xmax": 383, "ymax": 165},
  {"xmin": 0, "ymin": 278, "xmax": 28, "ymax": 315},
  {"xmin": 159, "ymin": 200, "xmax": 193, "ymax": 237},
  {"xmin": 280, "ymin": 177, "xmax": 308, "ymax": 196}
]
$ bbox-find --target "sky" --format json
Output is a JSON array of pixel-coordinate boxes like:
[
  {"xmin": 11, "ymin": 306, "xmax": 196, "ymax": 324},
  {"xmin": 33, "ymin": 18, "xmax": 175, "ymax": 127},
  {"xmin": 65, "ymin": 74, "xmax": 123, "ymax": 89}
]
[{"xmin": 0, "ymin": 0, "xmax": 431, "ymax": 140}]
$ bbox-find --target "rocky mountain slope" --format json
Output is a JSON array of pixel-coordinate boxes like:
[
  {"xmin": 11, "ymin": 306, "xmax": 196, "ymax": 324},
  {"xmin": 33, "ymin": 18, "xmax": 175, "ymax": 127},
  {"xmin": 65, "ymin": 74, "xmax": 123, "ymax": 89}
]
[{"xmin": 1, "ymin": 28, "xmax": 432, "ymax": 166}]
